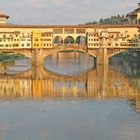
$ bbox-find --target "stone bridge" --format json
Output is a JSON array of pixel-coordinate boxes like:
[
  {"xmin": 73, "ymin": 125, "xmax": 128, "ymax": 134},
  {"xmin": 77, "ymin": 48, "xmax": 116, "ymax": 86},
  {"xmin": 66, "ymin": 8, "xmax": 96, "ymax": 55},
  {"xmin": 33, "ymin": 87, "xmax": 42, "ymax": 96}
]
[{"xmin": 0, "ymin": 45, "xmax": 140, "ymax": 66}]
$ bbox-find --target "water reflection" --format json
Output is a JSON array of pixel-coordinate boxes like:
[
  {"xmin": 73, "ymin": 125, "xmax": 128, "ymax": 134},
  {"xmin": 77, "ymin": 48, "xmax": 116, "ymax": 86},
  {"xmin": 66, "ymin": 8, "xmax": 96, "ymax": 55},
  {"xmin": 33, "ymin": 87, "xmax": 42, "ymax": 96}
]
[
  {"xmin": 0, "ymin": 53, "xmax": 140, "ymax": 113},
  {"xmin": 0, "ymin": 58, "xmax": 31, "ymax": 75},
  {"xmin": 0, "ymin": 53, "xmax": 140, "ymax": 140},
  {"xmin": 44, "ymin": 52, "xmax": 95, "ymax": 76}
]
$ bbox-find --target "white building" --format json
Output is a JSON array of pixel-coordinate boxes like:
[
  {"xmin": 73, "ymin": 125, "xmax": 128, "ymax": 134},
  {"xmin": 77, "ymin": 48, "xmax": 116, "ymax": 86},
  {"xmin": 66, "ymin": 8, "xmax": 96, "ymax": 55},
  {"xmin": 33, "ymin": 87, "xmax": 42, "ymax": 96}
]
[{"xmin": 0, "ymin": 13, "xmax": 9, "ymax": 24}]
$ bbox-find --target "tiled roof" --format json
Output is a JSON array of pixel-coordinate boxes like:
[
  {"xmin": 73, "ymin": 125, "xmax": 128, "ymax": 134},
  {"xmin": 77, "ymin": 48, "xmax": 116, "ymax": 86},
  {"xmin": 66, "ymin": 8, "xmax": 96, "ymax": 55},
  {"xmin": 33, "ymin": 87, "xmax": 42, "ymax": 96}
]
[
  {"xmin": 0, "ymin": 13, "xmax": 9, "ymax": 19},
  {"xmin": 0, "ymin": 24, "xmax": 139, "ymax": 28}
]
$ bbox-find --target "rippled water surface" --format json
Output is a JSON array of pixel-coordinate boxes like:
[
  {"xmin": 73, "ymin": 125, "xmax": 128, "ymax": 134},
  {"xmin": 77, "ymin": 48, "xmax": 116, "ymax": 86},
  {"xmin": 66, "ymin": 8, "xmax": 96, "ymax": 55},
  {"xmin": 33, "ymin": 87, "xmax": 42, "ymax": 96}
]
[{"xmin": 0, "ymin": 52, "xmax": 140, "ymax": 140}]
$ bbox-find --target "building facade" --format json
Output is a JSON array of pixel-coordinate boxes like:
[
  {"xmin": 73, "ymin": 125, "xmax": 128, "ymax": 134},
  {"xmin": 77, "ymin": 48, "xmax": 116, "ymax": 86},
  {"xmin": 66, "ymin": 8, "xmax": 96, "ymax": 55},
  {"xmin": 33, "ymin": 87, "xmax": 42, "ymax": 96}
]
[{"xmin": 0, "ymin": 5, "xmax": 140, "ymax": 50}]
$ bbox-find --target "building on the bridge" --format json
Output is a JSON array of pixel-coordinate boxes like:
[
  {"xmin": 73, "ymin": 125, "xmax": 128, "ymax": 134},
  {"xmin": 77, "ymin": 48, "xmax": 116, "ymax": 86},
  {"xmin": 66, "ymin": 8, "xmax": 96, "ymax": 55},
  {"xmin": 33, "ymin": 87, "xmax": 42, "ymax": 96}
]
[
  {"xmin": 41, "ymin": 32, "xmax": 53, "ymax": 48},
  {"xmin": 32, "ymin": 31, "xmax": 53, "ymax": 48},
  {"xmin": 126, "ymin": 3, "xmax": 140, "ymax": 24},
  {"xmin": 19, "ymin": 32, "xmax": 32, "ymax": 48},
  {"xmin": 0, "ymin": 13, "xmax": 9, "ymax": 24},
  {"xmin": 0, "ymin": 5, "xmax": 139, "ymax": 65},
  {"xmin": 0, "ymin": 31, "xmax": 19, "ymax": 48},
  {"xmin": 0, "ymin": 31, "xmax": 32, "ymax": 48}
]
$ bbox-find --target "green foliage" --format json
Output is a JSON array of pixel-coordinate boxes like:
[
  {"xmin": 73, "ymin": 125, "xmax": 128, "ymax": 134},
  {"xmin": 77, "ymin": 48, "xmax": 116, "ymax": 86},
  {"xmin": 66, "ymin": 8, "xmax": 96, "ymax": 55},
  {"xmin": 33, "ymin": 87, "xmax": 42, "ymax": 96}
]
[
  {"xmin": 85, "ymin": 14, "xmax": 126, "ymax": 25},
  {"xmin": 0, "ymin": 53, "xmax": 24, "ymax": 62},
  {"xmin": 85, "ymin": 21, "xmax": 98, "ymax": 25},
  {"xmin": 99, "ymin": 15, "xmax": 126, "ymax": 24}
]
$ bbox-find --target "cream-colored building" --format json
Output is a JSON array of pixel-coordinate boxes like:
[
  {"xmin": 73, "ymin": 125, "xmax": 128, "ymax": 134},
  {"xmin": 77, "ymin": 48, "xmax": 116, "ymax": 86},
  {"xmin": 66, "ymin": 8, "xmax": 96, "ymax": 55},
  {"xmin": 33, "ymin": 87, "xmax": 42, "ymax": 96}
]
[{"xmin": 19, "ymin": 32, "xmax": 32, "ymax": 48}]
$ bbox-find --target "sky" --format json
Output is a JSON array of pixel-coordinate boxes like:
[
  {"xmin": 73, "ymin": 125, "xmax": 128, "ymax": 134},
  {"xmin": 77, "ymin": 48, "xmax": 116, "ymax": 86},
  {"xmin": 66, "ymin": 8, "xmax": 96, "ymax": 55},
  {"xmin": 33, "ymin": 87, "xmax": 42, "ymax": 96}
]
[{"xmin": 0, "ymin": 0, "xmax": 139, "ymax": 25}]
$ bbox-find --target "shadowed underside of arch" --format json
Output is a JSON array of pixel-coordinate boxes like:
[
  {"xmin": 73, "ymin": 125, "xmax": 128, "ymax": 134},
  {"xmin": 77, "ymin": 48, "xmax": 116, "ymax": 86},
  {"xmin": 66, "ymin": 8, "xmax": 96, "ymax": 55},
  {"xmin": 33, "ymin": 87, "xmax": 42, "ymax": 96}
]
[
  {"xmin": 108, "ymin": 48, "xmax": 140, "ymax": 58},
  {"xmin": 42, "ymin": 46, "xmax": 97, "ymax": 59},
  {"xmin": 0, "ymin": 49, "xmax": 32, "ymax": 58},
  {"xmin": 0, "ymin": 47, "xmax": 139, "ymax": 66},
  {"xmin": 108, "ymin": 49, "xmax": 128, "ymax": 58}
]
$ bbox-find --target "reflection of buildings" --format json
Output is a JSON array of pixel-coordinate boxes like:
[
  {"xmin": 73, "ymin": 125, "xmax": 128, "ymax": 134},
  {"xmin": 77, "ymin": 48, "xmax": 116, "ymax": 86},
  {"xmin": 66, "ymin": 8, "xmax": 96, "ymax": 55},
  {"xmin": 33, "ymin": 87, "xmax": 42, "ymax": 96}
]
[{"xmin": 0, "ymin": 65, "xmax": 140, "ymax": 112}]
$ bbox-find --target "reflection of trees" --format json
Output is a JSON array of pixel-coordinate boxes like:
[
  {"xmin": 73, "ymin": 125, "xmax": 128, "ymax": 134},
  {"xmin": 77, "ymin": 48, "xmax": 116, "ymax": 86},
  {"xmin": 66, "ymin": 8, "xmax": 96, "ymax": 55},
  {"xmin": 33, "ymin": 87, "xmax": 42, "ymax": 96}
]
[
  {"xmin": 0, "ymin": 61, "xmax": 16, "ymax": 75},
  {"xmin": 110, "ymin": 58, "xmax": 140, "ymax": 77}
]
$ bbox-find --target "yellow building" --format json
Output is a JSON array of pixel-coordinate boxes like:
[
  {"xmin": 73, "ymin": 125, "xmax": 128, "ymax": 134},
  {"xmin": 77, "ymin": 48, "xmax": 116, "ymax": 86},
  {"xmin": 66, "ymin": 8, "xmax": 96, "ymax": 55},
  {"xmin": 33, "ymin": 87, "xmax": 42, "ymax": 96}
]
[{"xmin": 32, "ymin": 31, "xmax": 42, "ymax": 48}]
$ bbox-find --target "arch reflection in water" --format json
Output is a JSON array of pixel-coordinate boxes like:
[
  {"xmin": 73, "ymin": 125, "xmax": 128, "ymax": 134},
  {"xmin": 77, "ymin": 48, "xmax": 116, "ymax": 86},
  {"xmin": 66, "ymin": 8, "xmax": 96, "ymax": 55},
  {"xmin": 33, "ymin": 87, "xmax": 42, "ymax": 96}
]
[
  {"xmin": 44, "ymin": 52, "xmax": 95, "ymax": 76},
  {"xmin": 0, "ymin": 64, "xmax": 140, "ymax": 112},
  {"xmin": 0, "ymin": 57, "xmax": 31, "ymax": 75}
]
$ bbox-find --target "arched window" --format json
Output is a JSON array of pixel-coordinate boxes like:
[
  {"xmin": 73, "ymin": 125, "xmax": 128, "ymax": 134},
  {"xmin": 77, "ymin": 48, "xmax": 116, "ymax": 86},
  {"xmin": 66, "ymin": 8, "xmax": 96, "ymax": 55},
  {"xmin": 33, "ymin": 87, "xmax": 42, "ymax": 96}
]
[
  {"xmin": 64, "ymin": 36, "xmax": 74, "ymax": 44},
  {"xmin": 76, "ymin": 36, "xmax": 86, "ymax": 45},
  {"xmin": 53, "ymin": 36, "xmax": 63, "ymax": 44}
]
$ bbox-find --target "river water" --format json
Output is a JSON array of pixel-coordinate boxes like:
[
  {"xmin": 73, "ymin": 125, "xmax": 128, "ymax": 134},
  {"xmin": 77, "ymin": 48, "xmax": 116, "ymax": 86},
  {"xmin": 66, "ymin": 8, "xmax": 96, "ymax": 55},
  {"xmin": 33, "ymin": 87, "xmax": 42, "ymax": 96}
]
[{"xmin": 0, "ymin": 52, "xmax": 140, "ymax": 140}]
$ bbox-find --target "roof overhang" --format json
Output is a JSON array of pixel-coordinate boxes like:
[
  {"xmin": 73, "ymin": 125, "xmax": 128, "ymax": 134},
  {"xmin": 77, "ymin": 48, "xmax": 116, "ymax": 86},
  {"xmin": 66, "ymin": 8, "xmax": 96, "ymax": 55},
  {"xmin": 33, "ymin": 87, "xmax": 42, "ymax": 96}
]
[{"xmin": 0, "ymin": 14, "xmax": 9, "ymax": 19}]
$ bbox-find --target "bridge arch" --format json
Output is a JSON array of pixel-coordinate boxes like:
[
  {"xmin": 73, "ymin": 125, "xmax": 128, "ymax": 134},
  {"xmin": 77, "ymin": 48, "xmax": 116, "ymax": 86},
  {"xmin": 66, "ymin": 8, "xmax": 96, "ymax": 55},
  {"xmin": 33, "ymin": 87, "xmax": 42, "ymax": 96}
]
[
  {"xmin": 76, "ymin": 36, "xmax": 86, "ymax": 45},
  {"xmin": 64, "ymin": 36, "xmax": 75, "ymax": 44},
  {"xmin": 0, "ymin": 50, "xmax": 32, "ymax": 59},
  {"xmin": 53, "ymin": 36, "xmax": 63, "ymax": 45},
  {"xmin": 108, "ymin": 50, "xmax": 127, "ymax": 58},
  {"xmin": 109, "ymin": 49, "xmax": 139, "ymax": 58},
  {"xmin": 43, "ymin": 46, "xmax": 97, "ymax": 60}
]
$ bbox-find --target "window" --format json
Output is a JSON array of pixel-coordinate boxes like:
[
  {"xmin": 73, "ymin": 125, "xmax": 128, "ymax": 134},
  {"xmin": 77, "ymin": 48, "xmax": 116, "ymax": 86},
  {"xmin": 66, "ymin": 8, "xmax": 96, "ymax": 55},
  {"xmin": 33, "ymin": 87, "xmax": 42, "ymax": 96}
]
[
  {"xmin": 27, "ymin": 43, "xmax": 30, "ymax": 46},
  {"xmin": 122, "ymin": 38, "xmax": 125, "ymax": 41},
  {"xmin": 76, "ymin": 29, "xmax": 86, "ymax": 34},
  {"xmin": 53, "ymin": 29, "xmax": 63, "ymax": 34},
  {"xmin": 3, "ymin": 34, "xmax": 6, "ymax": 38},
  {"xmin": 64, "ymin": 29, "xmax": 74, "ymax": 34}
]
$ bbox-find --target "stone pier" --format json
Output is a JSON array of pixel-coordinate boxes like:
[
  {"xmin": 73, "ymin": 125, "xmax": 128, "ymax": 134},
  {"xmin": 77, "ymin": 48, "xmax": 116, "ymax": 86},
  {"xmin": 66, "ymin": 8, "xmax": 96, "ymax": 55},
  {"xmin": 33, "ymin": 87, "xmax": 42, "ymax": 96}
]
[{"xmin": 97, "ymin": 48, "xmax": 109, "ymax": 65}]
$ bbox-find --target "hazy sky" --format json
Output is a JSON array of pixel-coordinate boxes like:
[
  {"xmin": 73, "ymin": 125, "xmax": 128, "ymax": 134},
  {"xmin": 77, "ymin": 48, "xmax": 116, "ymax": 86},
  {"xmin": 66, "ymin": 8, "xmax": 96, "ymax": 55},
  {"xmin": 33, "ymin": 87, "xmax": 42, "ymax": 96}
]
[{"xmin": 0, "ymin": 0, "xmax": 139, "ymax": 25}]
